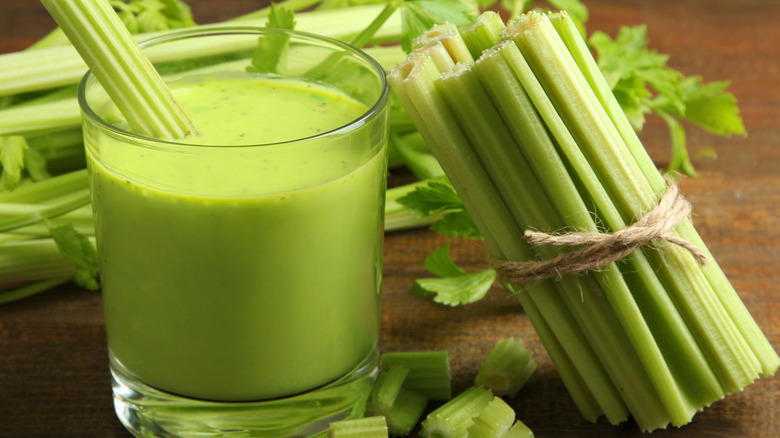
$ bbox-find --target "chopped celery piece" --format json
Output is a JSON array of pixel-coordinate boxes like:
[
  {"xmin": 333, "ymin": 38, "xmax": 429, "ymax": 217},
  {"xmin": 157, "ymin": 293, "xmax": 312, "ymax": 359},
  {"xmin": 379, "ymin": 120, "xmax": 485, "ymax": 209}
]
[
  {"xmin": 386, "ymin": 388, "xmax": 429, "ymax": 436},
  {"xmin": 328, "ymin": 416, "xmax": 389, "ymax": 438},
  {"xmin": 366, "ymin": 366, "xmax": 429, "ymax": 436},
  {"xmin": 381, "ymin": 351, "xmax": 452, "ymax": 401},
  {"xmin": 474, "ymin": 338, "xmax": 536, "ymax": 397},
  {"xmin": 502, "ymin": 421, "xmax": 534, "ymax": 438},
  {"xmin": 421, "ymin": 386, "xmax": 493, "ymax": 438},
  {"xmin": 466, "ymin": 397, "xmax": 516, "ymax": 438},
  {"xmin": 368, "ymin": 366, "xmax": 411, "ymax": 413}
]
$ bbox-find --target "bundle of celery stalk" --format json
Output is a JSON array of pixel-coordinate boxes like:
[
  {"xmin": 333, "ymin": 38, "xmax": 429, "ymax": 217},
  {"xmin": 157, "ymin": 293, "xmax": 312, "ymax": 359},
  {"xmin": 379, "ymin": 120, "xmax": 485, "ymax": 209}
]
[{"xmin": 388, "ymin": 10, "xmax": 778, "ymax": 432}]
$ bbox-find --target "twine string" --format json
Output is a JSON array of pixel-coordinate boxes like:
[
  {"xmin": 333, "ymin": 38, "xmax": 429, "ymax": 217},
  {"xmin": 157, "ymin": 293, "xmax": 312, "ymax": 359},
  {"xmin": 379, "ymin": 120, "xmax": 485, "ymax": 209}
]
[{"xmin": 493, "ymin": 177, "xmax": 707, "ymax": 284}]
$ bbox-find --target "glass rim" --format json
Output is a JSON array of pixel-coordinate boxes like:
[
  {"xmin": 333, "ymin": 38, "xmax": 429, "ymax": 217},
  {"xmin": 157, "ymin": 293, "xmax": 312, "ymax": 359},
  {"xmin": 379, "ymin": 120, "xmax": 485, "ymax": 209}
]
[{"xmin": 77, "ymin": 26, "xmax": 391, "ymax": 150}]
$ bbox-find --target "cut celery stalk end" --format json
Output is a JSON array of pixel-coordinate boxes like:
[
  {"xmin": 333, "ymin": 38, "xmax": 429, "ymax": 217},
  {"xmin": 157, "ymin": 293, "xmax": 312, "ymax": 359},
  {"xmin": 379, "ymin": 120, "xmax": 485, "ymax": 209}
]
[
  {"xmin": 384, "ymin": 388, "xmax": 429, "ymax": 436},
  {"xmin": 367, "ymin": 366, "xmax": 410, "ymax": 414},
  {"xmin": 381, "ymin": 351, "xmax": 452, "ymax": 401},
  {"xmin": 475, "ymin": 338, "xmax": 536, "ymax": 398},
  {"xmin": 503, "ymin": 420, "xmax": 534, "ymax": 438},
  {"xmin": 467, "ymin": 397, "xmax": 516, "ymax": 438},
  {"xmin": 328, "ymin": 416, "xmax": 389, "ymax": 438},
  {"xmin": 458, "ymin": 10, "xmax": 506, "ymax": 59},
  {"xmin": 366, "ymin": 364, "xmax": 429, "ymax": 435},
  {"xmin": 421, "ymin": 386, "xmax": 494, "ymax": 438}
]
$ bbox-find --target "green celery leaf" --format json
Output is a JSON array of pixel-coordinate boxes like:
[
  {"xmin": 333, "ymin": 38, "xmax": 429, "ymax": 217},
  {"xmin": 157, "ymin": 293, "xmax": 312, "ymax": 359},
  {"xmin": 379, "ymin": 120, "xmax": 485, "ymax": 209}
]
[
  {"xmin": 413, "ymin": 242, "xmax": 496, "ymax": 306},
  {"xmin": 414, "ymin": 270, "xmax": 497, "ymax": 306},
  {"xmin": 431, "ymin": 210, "xmax": 481, "ymax": 239},
  {"xmin": 157, "ymin": 0, "xmax": 196, "ymax": 27},
  {"xmin": 110, "ymin": 0, "xmax": 195, "ymax": 33},
  {"xmin": 48, "ymin": 222, "xmax": 100, "ymax": 291},
  {"xmin": 424, "ymin": 242, "xmax": 466, "ymax": 277},
  {"xmin": 397, "ymin": 178, "xmax": 464, "ymax": 217},
  {"xmin": 398, "ymin": 178, "xmax": 481, "ymax": 238},
  {"xmin": 590, "ymin": 25, "xmax": 681, "ymax": 131},
  {"xmin": 0, "ymin": 135, "xmax": 28, "ymax": 191},
  {"xmin": 676, "ymin": 77, "xmax": 746, "ymax": 136},
  {"xmin": 400, "ymin": 0, "xmax": 477, "ymax": 52},
  {"xmin": 247, "ymin": 4, "xmax": 297, "ymax": 74}
]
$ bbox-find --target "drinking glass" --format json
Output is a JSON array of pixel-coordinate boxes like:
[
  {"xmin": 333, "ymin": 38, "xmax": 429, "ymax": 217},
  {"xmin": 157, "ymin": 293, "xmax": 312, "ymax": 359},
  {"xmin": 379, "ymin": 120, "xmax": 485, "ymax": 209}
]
[{"xmin": 79, "ymin": 27, "xmax": 389, "ymax": 437}]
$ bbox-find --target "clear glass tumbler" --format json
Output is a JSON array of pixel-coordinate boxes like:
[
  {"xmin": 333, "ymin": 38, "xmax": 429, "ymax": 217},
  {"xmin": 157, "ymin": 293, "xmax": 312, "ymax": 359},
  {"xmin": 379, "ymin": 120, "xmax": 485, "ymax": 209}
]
[{"xmin": 79, "ymin": 27, "xmax": 389, "ymax": 437}]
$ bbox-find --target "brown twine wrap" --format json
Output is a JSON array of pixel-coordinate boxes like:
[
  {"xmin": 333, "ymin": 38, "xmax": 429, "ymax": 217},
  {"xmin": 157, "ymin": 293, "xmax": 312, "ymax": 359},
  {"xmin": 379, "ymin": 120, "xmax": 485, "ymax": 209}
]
[{"xmin": 493, "ymin": 176, "xmax": 708, "ymax": 284}]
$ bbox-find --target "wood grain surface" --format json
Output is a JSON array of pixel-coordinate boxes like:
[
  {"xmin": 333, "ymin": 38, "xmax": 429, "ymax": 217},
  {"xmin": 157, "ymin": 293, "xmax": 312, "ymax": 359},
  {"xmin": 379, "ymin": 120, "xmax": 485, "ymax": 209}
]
[{"xmin": 1, "ymin": 1, "xmax": 778, "ymax": 437}]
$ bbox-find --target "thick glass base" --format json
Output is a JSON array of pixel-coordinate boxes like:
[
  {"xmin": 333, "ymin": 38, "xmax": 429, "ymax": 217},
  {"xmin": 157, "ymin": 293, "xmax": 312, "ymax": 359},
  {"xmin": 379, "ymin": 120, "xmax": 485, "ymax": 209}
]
[{"xmin": 110, "ymin": 349, "xmax": 379, "ymax": 438}]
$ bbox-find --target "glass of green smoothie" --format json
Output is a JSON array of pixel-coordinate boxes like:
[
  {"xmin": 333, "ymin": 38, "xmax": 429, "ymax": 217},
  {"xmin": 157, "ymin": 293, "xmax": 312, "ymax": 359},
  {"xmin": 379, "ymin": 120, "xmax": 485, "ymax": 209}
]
[{"xmin": 78, "ymin": 27, "xmax": 389, "ymax": 437}]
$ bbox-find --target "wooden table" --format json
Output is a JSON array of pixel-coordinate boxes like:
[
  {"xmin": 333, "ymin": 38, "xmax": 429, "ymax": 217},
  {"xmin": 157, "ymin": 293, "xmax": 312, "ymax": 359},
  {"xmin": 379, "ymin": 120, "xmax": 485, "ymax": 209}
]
[{"xmin": 1, "ymin": 1, "xmax": 778, "ymax": 436}]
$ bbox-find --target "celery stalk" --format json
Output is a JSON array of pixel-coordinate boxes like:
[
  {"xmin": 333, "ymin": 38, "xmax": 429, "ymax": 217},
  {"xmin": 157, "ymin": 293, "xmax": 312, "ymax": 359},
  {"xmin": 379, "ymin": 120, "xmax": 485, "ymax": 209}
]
[
  {"xmin": 328, "ymin": 416, "xmax": 389, "ymax": 438},
  {"xmin": 0, "ymin": 97, "xmax": 80, "ymax": 137},
  {"xmin": 548, "ymin": 10, "xmax": 780, "ymax": 378},
  {"xmin": 467, "ymin": 397, "xmax": 516, "ymax": 438},
  {"xmin": 0, "ymin": 277, "xmax": 71, "ymax": 305},
  {"xmin": 474, "ymin": 338, "xmax": 535, "ymax": 397},
  {"xmin": 40, "ymin": 0, "xmax": 198, "ymax": 140},
  {"xmin": 503, "ymin": 420, "xmax": 534, "ymax": 438},
  {"xmin": 457, "ymin": 10, "xmax": 505, "ymax": 59},
  {"xmin": 420, "ymin": 386, "xmax": 493, "ymax": 438},
  {"xmin": 380, "ymin": 351, "xmax": 452, "ymax": 401},
  {"xmin": 368, "ymin": 366, "xmax": 411, "ymax": 413},
  {"xmin": 0, "ymin": 4, "xmax": 401, "ymax": 98}
]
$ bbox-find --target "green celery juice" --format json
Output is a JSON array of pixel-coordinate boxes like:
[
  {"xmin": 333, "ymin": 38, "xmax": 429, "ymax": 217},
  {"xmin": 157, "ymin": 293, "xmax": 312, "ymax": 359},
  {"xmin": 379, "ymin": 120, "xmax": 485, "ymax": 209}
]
[{"xmin": 85, "ymin": 73, "xmax": 386, "ymax": 402}]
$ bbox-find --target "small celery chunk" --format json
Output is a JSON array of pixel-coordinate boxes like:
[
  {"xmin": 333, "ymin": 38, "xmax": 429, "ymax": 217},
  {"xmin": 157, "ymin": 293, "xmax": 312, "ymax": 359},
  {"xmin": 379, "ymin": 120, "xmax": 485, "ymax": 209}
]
[
  {"xmin": 381, "ymin": 351, "xmax": 452, "ymax": 401},
  {"xmin": 366, "ymin": 366, "xmax": 429, "ymax": 436},
  {"xmin": 467, "ymin": 397, "xmax": 516, "ymax": 438},
  {"xmin": 475, "ymin": 338, "xmax": 536, "ymax": 397},
  {"xmin": 502, "ymin": 420, "xmax": 534, "ymax": 438},
  {"xmin": 328, "ymin": 416, "xmax": 388, "ymax": 438},
  {"xmin": 421, "ymin": 386, "xmax": 493, "ymax": 438}
]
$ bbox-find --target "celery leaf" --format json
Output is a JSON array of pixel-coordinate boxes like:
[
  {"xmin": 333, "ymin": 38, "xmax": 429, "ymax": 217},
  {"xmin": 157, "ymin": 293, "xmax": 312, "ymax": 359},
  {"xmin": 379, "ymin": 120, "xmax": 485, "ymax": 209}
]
[
  {"xmin": 400, "ymin": 0, "xmax": 477, "ymax": 52},
  {"xmin": 657, "ymin": 76, "xmax": 746, "ymax": 137},
  {"xmin": 424, "ymin": 241, "xmax": 466, "ymax": 277},
  {"xmin": 589, "ymin": 24, "xmax": 746, "ymax": 175},
  {"xmin": 413, "ymin": 242, "xmax": 496, "ymax": 306},
  {"xmin": 431, "ymin": 210, "xmax": 481, "ymax": 239},
  {"xmin": 110, "ymin": 0, "xmax": 195, "ymax": 33},
  {"xmin": 247, "ymin": 4, "xmax": 297, "ymax": 74},
  {"xmin": 48, "ymin": 223, "xmax": 100, "ymax": 291},
  {"xmin": 398, "ymin": 178, "xmax": 463, "ymax": 217},
  {"xmin": 397, "ymin": 178, "xmax": 481, "ymax": 238}
]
